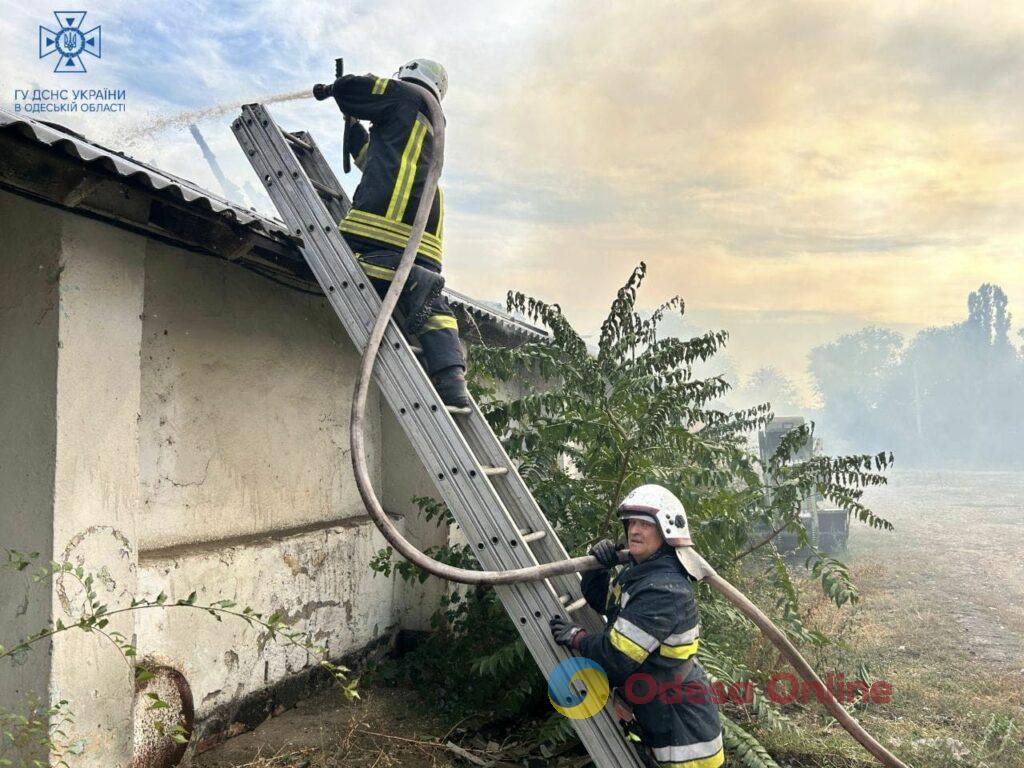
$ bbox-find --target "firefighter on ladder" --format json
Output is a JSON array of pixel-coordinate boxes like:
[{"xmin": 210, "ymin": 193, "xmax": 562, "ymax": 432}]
[
  {"xmin": 550, "ymin": 485, "xmax": 725, "ymax": 768},
  {"xmin": 313, "ymin": 59, "xmax": 470, "ymax": 407}
]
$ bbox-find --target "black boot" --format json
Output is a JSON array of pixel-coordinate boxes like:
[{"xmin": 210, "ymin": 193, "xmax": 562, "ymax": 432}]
[
  {"xmin": 403, "ymin": 265, "xmax": 445, "ymax": 335},
  {"xmin": 432, "ymin": 365, "xmax": 471, "ymax": 408}
]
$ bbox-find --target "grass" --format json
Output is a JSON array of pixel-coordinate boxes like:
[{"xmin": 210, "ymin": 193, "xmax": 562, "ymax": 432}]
[{"xmin": 746, "ymin": 559, "xmax": 1024, "ymax": 768}]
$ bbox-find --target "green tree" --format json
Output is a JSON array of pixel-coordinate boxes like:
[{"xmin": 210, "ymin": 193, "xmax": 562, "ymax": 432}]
[
  {"xmin": 375, "ymin": 263, "xmax": 894, "ymax": 763},
  {"xmin": 737, "ymin": 367, "xmax": 802, "ymax": 416},
  {"xmin": 808, "ymin": 326, "xmax": 904, "ymax": 451}
]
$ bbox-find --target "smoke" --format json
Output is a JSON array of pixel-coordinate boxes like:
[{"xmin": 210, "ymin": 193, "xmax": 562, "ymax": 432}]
[
  {"xmin": 809, "ymin": 284, "xmax": 1024, "ymax": 467},
  {"xmin": 113, "ymin": 88, "xmax": 312, "ymax": 148}
]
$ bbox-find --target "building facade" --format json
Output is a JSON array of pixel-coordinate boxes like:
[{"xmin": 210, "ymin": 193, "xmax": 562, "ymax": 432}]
[{"xmin": 0, "ymin": 110, "xmax": 544, "ymax": 767}]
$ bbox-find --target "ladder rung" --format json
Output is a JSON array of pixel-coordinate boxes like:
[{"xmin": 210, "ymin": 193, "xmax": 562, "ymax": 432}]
[
  {"xmin": 564, "ymin": 597, "xmax": 588, "ymax": 613},
  {"xmin": 521, "ymin": 530, "xmax": 546, "ymax": 543},
  {"xmin": 232, "ymin": 104, "xmax": 646, "ymax": 767},
  {"xmin": 283, "ymin": 131, "xmax": 313, "ymax": 152},
  {"xmin": 310, "ymin": 178, "xmax": 345, "ymax": 199},
  {"xmin": 446, "ymin": 405, "xmax": 472, "ymax": 415}
]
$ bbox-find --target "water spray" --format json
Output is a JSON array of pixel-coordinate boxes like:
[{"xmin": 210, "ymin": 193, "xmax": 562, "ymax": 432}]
[{"xmin": 121, "ymin": 88, "xmax": 312, "ymax": 147}]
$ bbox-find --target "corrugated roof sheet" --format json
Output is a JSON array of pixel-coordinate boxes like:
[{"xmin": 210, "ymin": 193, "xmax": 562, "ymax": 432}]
[
  {"xmin": 0, "ymin": 107, "xmax": 548, "ymax": 341},
  {"xmin": 0, "ymin": 107, "xmax": 281, "ymax": 233}
]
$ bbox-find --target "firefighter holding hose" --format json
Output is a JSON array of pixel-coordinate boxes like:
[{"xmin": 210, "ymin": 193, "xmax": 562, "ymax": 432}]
[
  {"xmin": 313, "ymin": 59, "xmax": 470, "ymax": 408},
  {"xmin": 550, "ymin": 485, "xmax": 725, "ymax": 768},
  {"xmin": 306, "ymin": 55, "xmax": 907, "ymax": 768}
]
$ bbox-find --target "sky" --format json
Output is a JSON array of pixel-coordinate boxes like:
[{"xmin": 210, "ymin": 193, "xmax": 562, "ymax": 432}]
[{"xmin": 3, "ymin": 1, "xmax": 1023, "ymax": 401}]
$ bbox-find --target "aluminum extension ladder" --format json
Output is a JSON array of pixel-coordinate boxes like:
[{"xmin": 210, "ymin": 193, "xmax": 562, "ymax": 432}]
[{"xmin": 232, "ymin": 104, "xmax": 645, "ymax": 768}]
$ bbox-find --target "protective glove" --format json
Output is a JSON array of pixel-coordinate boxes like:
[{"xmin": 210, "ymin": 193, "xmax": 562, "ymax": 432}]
[
  {"xmin": 589, "ymin": 539, "xmax": 621, "ymax": 570},
  {"xmin": 312, "ymin": 83, "xmax": 334, "ymax": 101},
  {"xmin": 550, "ymin": 615, "xmax": 586, "ymax": 650}
]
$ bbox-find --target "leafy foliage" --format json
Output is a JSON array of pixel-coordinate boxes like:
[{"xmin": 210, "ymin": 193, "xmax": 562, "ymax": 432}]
[
  {"xmin": 722, "ymin": 715, "xmax": 783, "ymax": 768},
  {"xmin": 0, "ymin": 697, "xmax": 79, "ymax": 768},
  {"xmin": 374, "ymin": 263, "xmax": 894, "ymax": 762}
]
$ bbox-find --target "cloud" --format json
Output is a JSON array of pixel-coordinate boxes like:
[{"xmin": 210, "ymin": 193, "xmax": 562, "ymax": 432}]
[
  {"xmin": 3, "ymin": 0, "xmax": 1022, "ymax": 376},
  {"xmin": 448, "ymin": 0, "xmax": 1024, "ymax": 333}
]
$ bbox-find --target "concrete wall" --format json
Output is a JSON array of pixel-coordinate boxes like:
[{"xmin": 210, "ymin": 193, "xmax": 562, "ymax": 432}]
[
  {"xmin": 382, "ymin": 408, "xmax": 449, "ymax": 630},
  {"xmin": 132, "ymin": 239, "xmax": 419, "ymax": 724},
  {"xmin": 0, "ymin": 191, "xmax": 59, "ymax": 730},
  {"xmin": 0, "ymin": 191, "xmax": 446, "ymax": 767},
  {"xmin": 50, "ymin": 211, "xmax": 147, "ymax": 760},
  {"xmin": 137, "ymin": 240, "xmax": 383, "ymax": 548},
  {"xmin": 135, "ymin": 516, "xmax": 404, "ymax": 720}
]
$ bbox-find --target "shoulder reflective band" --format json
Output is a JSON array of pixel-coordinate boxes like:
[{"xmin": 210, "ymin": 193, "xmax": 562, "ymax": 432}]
[{"xmin": 372, "ymin": 77, "xmax": 389, "ymax": 95}]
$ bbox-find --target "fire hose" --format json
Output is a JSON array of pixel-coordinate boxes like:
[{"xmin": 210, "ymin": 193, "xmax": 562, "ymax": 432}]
[{"xmin": 332, "ymin": 77, "xmax": 909, "ymax": 768}]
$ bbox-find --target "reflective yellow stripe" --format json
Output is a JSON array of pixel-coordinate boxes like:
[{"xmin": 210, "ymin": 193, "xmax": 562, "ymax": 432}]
[
  {"xmin": 386, "ymin": 117, "xmax": 428, "ymax": 220},
  {"xmin": 339, "ymin": 219, "xmax": 442, "ymax": 263},
  {"xmin": 345, "ymin": 209, "xmax": 443, "ymax": 251},
  {"xmin": 372, "ymin": 77, "xmax": 389, "ymax": 95},
  {"xmin": 340, "ymin": 219, "xmax": 409, "ymax": 249},
  {"xmin": 435, "ymin": 186, "xmax": 444, "ymax": 239},
  {"xmin": 354, "ymin": 139, "xmax": 370, "ymax": 170},
  {"xmin": 608, "ymin": 582, "xmax": 622, "ymax": 613},
  {"xmin": 421, "ymin": 314, "xmax": 458, "ymax": 332},
  {"xmin": 661, "ymin": 749, "xmax": 725, "ymax": 768},
  {"xmin": 396, "ymin": 121, "xmax": 428, "ymax": 219},
  {"xmin": 357, "ymin": 261, "xmax": 396, "ymax": 281},
  {"xmin": 610, "ymin": 628, "xmax": 649, "ymax": 664},
  {"xmin": 659, "ymin": 639, "xmax": 700, "ymax": 660}
]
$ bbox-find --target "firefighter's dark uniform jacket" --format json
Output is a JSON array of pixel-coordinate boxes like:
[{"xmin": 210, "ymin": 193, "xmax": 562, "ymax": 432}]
[
  {"xmin": 329, "ymin": 73, "xmax": 462, "ymax": 373},
  {"xmin": 331, "ymin": 73, "xmax": 445, "ymax": 273},
  {"xmin": 579, "ymin": 546, "xmax": 724, "ymax": 768}
]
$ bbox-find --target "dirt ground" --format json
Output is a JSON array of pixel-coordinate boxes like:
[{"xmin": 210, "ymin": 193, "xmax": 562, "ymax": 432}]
[
  {"xmin": 849, "ymin": 468, "xmax": 1024, "ymax": 671},
  {"xmin": 195, "ymin": 469, "xmax": 1024, "ymax": 768},
  {"xmin": 752, "ymin": 468, "xmax": 1024, "ymax": 767},
  {"xmin": 192, "ymin": 684, "xmax": 463, "ymax": 768}
]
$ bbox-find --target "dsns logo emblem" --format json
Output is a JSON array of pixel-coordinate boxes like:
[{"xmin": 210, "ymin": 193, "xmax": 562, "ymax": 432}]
[
  {"xmin": 39, "ymin": 12, "xmax": 102, "ymax": 73},
  {"xmin": 548, "ymin": 658, "xmax": 610, "ymax": 720}
]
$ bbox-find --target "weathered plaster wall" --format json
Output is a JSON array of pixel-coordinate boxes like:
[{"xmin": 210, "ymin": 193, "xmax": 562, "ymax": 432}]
[
  {"xmin": 131, "ymin": 238, "xmax": 439, "ymax": 726},
  {"xmin": 51, "ymin": 212, "xmax": 146, "ymax": 763},
  {"xmin": 137, "ymin": 240, "xmax": 383, "ymax": 550},
  {"xmin": 135, "ymin": 516, "xmax": 403, "ymax": 721},
  {"xmin": 1, "ymin": 192, "xmax": 457, "ymax": 766},
  {"xmin": 0, "ymin": 191, "xmax": 59, "ymax": 718},
  {"xmin": 381, "ymin": 408, "xmax": 449, "ymax": 630}
]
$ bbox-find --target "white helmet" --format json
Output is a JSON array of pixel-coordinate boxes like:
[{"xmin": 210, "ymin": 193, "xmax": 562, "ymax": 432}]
[
  {"xmin": 618, "ymin": 484, "xmax": 693, "ymax": 546},
  {"xmin": 396, "ymin": 58, "xmax": 448, "ymax": 102},
  {"xmin": 618, "ymin": 484, "xmax": 708, "ymax": 580}
]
